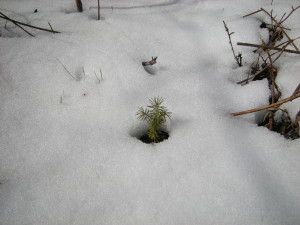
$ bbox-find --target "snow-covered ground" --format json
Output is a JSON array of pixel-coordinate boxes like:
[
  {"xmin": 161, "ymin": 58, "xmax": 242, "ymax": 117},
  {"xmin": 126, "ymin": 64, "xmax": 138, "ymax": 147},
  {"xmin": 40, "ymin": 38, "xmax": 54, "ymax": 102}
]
[{"xmin": 1, "ymin": 0, "xmax": 300, "ymax": 224}]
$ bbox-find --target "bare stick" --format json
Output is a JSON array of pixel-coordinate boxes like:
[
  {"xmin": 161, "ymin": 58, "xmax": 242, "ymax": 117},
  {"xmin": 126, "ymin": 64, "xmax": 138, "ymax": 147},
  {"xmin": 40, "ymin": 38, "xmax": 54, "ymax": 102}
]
[
  {"xmin": 279, "ymin": 5, "xmax": 300, "ymax": 25},
  {"xmin": 223, "ymin": 21, "xmax": 242, "ymax": 67},
  {"xmin": 265, "ymin": 47, "xmax": 276, "ymax": 104},
  {"xmin": 94, "ymin": 72, "xmax": 101, "ymax": 83},
  {"xmin": 231, "ymin": 92, "xmax": 300, "ymax": 116},
  {"xmin": 243, "ymin": 9, "xmax": 263, "ymax": 18},
  {"xmin": 237, "ymin": 66, "xmax": 268, "ymax": 84},
  {"xmin": 237, "ymin": 41, "xmax": 290, "ymax": 84},
  {"xmin": 0, "ymin": 11, "xmax": 60, "ymax": 34},
  {"xmin": 48, "ymin": 22, "xmax": 54, "ymax": 33},
  {"xmin": 237, "ymin": 42, "xmax": 300, "ymax": 54},
  {"xmin": 75, "ymin": 0, "xmax": 83, "ymax": 12},
  {"xmin": 293, "ymin": 83, "xmax": 300, "ymax": 96},
  {"xmin": 261, "ymin": 8, "xmax": 299, "ymax": 50},
  {"xmin": 0, "ymin": 12, "xmax": 34, "ymax": 36},
  {"xmin": 97, "ymin": 0, "xmax": 100, "ymax": 20},
  {"xmin": 55, "ymin": 58, "xmax": 77, "ymax": 80}
]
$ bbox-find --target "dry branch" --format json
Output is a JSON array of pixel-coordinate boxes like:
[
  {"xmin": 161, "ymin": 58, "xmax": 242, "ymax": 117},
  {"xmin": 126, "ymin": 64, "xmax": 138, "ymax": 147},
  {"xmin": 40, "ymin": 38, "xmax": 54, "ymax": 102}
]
[
  {"xmin": 0, "ymin": 12, "xmax": 34, "ymax": 36},
  {"xmin": 237, "ymin": 42, "xmax": 300, "ymax": 54},
  {"xmin": 97, "ymin": 0, "xmax": 100, "ymax": 20},
  {"xmin": 293, "ymin": 83, "xmax": 300, "ymax": 96},
  {"xmin": 231, "ymin": 92, "xmax": 300, "ymax": 116},
  {"xmin": 279, "ymin": 5, "xmax": 300, "ymax": 25},
  {"xmin": 243, "ymin": 9, "xmax": 263, "ymax": 18},
  {"xmin": 0, "ymin": 11, "xmax": 60, "ymax": 35},
  {"xmin": 223, "ymin": 21, "xmax": 242, "ymax": 67},
  {"xmin": 261, "ymin": 8, "xmax": 299, "ymax": 50},
  {"xmin": 237, "ymin": 40, "xmax": 294, "ymax": 84}
]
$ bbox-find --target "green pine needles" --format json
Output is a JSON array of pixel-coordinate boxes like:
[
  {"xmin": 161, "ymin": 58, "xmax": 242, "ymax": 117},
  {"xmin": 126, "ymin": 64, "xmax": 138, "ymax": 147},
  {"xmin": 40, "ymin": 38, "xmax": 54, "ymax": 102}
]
[{"xmin": 136, "ymin": 97, "xmax": 171, "ymax": 143}]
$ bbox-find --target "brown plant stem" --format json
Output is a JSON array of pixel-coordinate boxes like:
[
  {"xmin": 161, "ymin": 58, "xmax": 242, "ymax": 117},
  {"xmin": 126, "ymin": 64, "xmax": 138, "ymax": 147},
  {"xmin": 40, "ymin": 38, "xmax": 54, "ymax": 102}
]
[
  {"xmin": 243, "ymin": 9, "xmax": 263, "ymax": 18},
  {"xmin": 97, "ymin": 0, "xmax": 100, "ymax": 20},
  {"xmin": 223, "ymin": 21, "xmax": 242, "ymax": 67},
  {"xmin": 279, "ymin": 5, "xmax": 300, "ymax": 25},
  {"xmin": 0, "ymin": 11, "xmax": 60, "ymax": 34},
  {"xmin": 237, "ymin": 42, "xmax": 300, "ymax": 54},
  {"xmin": 231, "ymin": 93, "xmax": 300, "ymax": 116},
  {"xmin": 261, "ymin": 8, "xmax": 299, "ymax": 50},
  {"xmin": 237, "ymin": 41, "xmax": 292, "ymax": 84}
]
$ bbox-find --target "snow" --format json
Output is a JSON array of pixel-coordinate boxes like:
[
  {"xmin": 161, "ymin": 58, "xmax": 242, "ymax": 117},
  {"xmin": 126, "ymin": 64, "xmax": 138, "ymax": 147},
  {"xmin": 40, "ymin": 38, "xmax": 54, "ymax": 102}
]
[{"xmin": 0, "ymin": 0, "xmax": 300, "ymax": 225}]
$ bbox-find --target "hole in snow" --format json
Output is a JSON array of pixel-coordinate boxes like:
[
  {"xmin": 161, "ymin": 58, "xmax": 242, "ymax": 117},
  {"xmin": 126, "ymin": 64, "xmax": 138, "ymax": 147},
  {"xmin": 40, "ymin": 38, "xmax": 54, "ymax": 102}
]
[{"xmin": 130, "ymin": 124, "xmax": 170, "ymax": 144}]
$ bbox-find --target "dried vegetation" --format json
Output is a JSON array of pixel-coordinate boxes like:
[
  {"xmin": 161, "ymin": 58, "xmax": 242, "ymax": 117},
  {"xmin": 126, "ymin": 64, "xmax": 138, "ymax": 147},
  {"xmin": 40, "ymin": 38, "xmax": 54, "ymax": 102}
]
[{"xmin": 225, "ymin": 6, "xmax": 300, "ymax": 139}]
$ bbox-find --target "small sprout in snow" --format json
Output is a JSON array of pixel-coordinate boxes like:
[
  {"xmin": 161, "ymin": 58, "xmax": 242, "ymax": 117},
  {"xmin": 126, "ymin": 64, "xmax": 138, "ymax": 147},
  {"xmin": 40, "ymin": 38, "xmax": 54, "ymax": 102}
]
[{"xmin": 136, "ymin": 97, "xmax": 171, "ymax": 143}]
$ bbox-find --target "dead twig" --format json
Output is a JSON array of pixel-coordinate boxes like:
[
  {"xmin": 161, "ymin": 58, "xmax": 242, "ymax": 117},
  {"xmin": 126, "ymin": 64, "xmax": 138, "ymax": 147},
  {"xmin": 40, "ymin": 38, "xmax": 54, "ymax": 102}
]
[
  {"xmin": 75, "ymin": 0, "xmax": 83, "ymax": 12},
  {"xmin": 293, "ymin": 83, "xmax": 300, "ymax": 96},
  {"xmin": 0, "ymin": 11, "xmax": 60, "ymax": 35},
  {"xmin": 237, "ymin": 42, "xmax": 300, "ymax": 54},
  {"xmin": 261, "ymin": 8, "xmax": 299, "ymax": 50},
  {"xmin": 243, "ymin": 9, "xmax": 263, "ymax": 18},
  {"xmin": 237, "ymin": 40, "xmax": 293, "ymax": 84},
  {"xmin": 0, "ymin": 12, "xmax": 34, "ymax": 36},
  {"xmin": 142, "ymin": 57, "xmax": 158, "ymax": 66},
  {"xmin": 231, "ymin": 92, "xmax": 300, "ymax": 116},
  {"xmin": 279, "ymin": 5, "xmax": 300, "ymax": 25},
  {"xmin": 55, "ymin": 58, "xmax": 77, "ymax": 81},
  {"xmin": 48, "ymin": 22, "xmax": 54, "ymax": 33},
  {"xmin": 97, "ymin": 0, "xmax": 100, "ymax": 20},
  {"xmin": 223, "ymin": 21, "xmax": 242, "ymax": 67}
]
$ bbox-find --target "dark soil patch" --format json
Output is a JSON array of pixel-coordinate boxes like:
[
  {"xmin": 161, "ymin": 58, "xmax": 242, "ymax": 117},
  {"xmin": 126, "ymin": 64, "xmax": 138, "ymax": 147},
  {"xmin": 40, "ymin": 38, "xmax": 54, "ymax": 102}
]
[
  {"xmin": 258, "ymin": 110, "xmax": 299, "ymax": 140},
  {"xmin": 139, "ymin": 130, "xmax": 169, "ymax": 144}
]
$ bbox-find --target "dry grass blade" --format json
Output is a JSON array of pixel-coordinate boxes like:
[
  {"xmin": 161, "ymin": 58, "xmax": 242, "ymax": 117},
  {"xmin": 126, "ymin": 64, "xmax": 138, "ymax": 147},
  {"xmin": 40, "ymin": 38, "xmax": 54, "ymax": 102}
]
[{"xmin": 55, "ymin": 58, "xmax": 77, "ymax": 81}]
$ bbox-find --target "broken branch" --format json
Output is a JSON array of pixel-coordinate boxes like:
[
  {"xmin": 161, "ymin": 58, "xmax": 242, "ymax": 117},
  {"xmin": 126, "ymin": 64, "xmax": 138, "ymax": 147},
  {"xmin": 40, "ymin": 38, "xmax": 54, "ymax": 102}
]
[
  {"xmin": 223, "ymin": 21, "xmax": 242, "ymax": 67},
  {"xmin": 0, "ymin": 11, "xmax": 60, "ymax": 35},
  {"xmin": 261, "ymin": 8, "xmax": 299, "ymax": 50},
  {"xmin": 237, "ymin": 42, "xmax": 300, "ymax": 54},
  {"xmin": 243, "ymin": 9, "xmax": 263, "ymax": 18},
  {"xmin": 279, "ymin": 5, "xmax": 300, "ymax": 25},
  {"xmin": 231, "ymin": 92, "xmax": 300, "ymax": 116}
]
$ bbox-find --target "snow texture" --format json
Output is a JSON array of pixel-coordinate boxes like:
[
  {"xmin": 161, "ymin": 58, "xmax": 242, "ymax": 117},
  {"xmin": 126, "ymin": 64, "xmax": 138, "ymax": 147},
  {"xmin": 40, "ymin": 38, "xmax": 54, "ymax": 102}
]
[{"xmin": 0, "ymin": 0, "xmax": 300, "ymax": 225}]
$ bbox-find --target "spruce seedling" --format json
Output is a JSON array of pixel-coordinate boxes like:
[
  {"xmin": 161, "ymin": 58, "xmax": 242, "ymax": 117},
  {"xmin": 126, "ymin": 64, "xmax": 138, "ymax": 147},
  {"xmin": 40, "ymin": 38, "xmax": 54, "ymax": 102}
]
[{"xmin": 136, "ymin": 97, "xmax": 171, "ymax": 143}]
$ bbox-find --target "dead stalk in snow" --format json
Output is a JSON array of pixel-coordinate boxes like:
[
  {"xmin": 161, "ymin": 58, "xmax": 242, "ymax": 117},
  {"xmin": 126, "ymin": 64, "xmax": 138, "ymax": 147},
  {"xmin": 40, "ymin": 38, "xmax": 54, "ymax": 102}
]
[
  {"xmin": 97, "ymin": 0, "xmax": 100, "ymax": 20},
  {"xmin": 223, "ymin": 21, "xmax": 242, "ymax": 67},
  {"xmin": 231, "ymin": 92, "xmax": 300, "ymax": 116},
  {"xmin": 76, "ymin": 0, "xmax": 83, "ymax": 12},
  {"xmin": 0, "ymin": 11, "xmax": 60, "ymax": 36},
  {"xmin": 142, "ymin": 57, "xmax": 158, "ymax": 66},
  {"xmin": 237, "ymin": 41, "xmax": 300, "ymax": 54}
]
